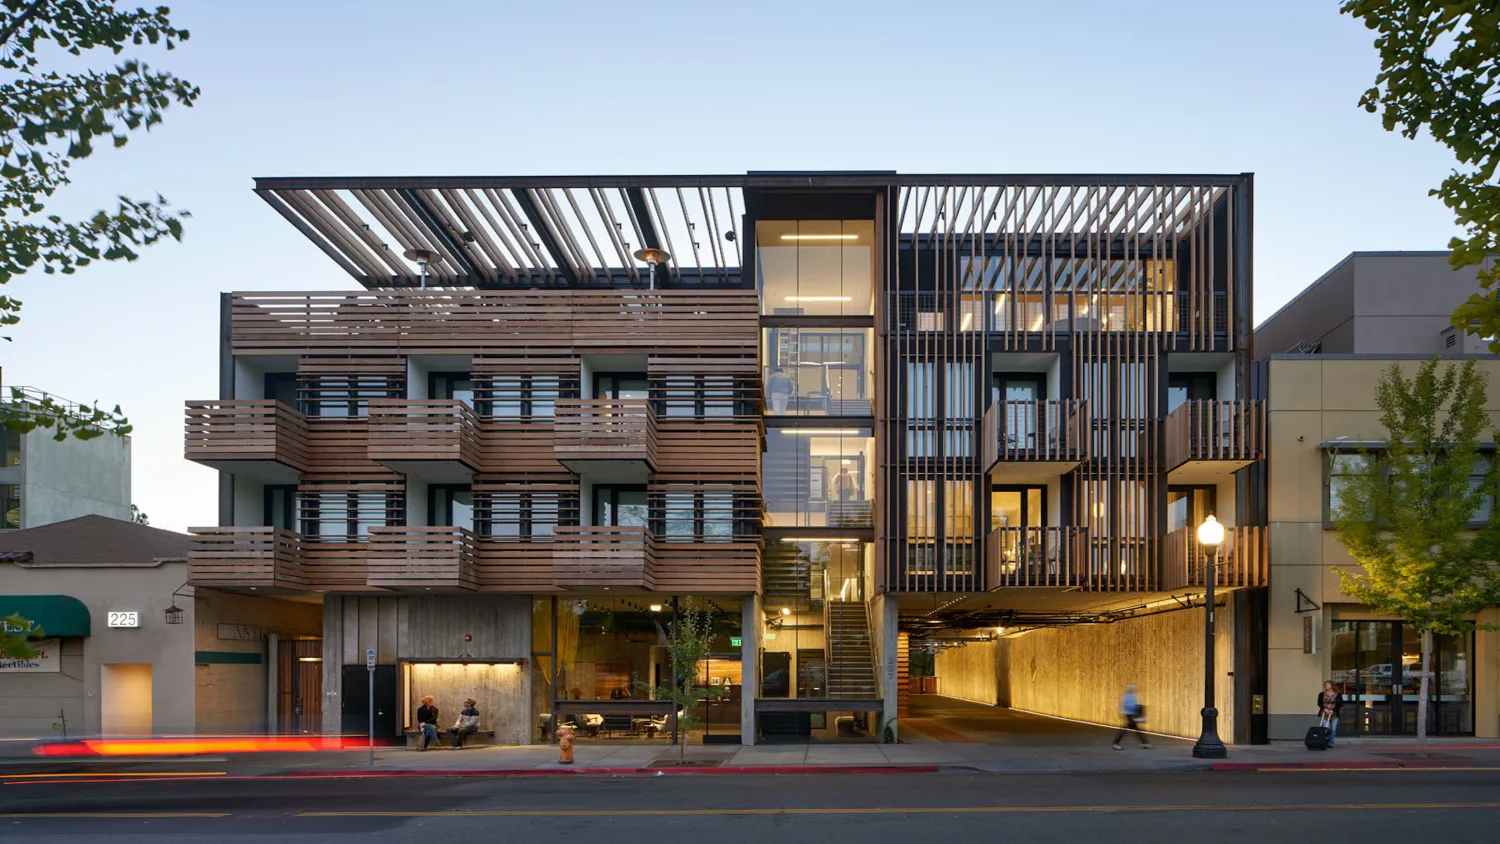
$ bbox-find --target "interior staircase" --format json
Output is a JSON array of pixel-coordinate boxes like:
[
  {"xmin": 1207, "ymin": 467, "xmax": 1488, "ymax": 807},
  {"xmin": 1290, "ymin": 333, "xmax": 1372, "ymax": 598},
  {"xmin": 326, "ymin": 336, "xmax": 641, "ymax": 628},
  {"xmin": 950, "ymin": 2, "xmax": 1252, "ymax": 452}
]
[{"xmin": 825, "ymin": 599, "xmax": 877, "ymax": 698}]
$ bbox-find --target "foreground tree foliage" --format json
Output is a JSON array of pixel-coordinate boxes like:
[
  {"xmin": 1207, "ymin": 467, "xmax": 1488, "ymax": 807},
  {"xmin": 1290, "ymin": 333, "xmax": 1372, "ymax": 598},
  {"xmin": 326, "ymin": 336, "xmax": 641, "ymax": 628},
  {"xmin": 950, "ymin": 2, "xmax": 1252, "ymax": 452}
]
[
  {"xmin": 1333, "ymin": 358, "xmax": 1500, "ymax": 741},
  {"xmin": 1341, "ymin": 2, "xmax": 1500, "ymax": 348},
  {"xmin": 0, "ymin": 613, "xmax": 43, "ymax": 660},
  {"xmin": 0, "ymin": 0, "xmax": 196, "ymax": 439}
]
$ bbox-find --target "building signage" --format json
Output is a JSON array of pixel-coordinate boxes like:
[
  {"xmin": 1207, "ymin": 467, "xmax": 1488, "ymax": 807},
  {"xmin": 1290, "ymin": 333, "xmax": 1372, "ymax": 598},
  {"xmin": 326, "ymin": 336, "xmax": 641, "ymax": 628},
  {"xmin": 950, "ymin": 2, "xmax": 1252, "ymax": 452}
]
[
  {"xmin": 107, "ymin": 611, "xmax": 139, "ymax": 628},
  {"xmin": 0, "ymin": 638, "xmax": 60, "ymax": 672},
  {"xmin": 729, "ymin": 637, "xmax": 742, "ymax": 648},
  {"xmin": 218, "ymin": 624, "xmax": 269, "ymax": 641},
  {"xmin": 1303, "ymin": 615, "xmax": 1317, "ymax": 655}
]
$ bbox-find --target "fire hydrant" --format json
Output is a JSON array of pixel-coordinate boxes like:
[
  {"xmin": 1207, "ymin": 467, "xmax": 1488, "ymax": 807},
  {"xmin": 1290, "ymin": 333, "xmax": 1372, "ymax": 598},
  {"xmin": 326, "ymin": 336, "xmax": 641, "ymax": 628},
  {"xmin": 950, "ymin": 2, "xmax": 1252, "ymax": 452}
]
[{"xmin": 557, "ymin": 725, "xmax": 575, "ymax": 765}]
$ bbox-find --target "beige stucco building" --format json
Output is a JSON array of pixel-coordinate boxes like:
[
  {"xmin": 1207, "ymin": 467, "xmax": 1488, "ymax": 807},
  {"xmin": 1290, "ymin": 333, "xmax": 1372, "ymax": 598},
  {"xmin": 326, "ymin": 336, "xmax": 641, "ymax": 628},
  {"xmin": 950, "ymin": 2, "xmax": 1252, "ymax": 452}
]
[{"xmin": 1266, "ymin": 356, "xmax": 1500, "ymax": 740}]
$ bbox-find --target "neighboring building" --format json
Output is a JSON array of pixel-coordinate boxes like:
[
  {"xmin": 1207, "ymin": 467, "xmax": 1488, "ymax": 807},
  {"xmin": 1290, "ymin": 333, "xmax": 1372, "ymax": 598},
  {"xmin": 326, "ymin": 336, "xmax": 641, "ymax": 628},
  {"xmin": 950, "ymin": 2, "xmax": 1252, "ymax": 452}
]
[
  {"xmin": 1255, "ymin": 251, "xmax": 1494, "ymax": 358},
  {"xmin": 186, "ymin": 173, "xmax": 1265, "ymax": 745},
  {"xmin": 0, "ymin": 385, "xmax": 132, "ymax": 529},
  {"xmin": 0, "ymin": 516, "xmax": 321, "ymax": 739},
  {"xmin": 1259, "ymin": 252, "xmax": 1500, "ymax": 740}
]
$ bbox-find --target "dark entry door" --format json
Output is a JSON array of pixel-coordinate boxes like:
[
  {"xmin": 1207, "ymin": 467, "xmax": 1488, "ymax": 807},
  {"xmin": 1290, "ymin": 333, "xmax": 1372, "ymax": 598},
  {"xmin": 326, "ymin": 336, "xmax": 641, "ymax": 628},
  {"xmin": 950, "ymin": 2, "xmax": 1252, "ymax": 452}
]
[{"xmin": 341, "ymin": 664, "xmax": 399, "ymax": 743}]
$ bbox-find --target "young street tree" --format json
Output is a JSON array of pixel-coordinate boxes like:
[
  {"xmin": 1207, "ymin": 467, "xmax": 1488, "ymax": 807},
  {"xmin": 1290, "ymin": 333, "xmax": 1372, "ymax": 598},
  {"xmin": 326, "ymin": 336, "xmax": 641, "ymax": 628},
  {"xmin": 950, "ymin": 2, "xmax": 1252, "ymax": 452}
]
[
  {"xmin": 639, "ymin": 598, "xmax": 723, "ymax": 763},
  {"xmin": 1341, "ymin": 2, "xmax": 1500, "ymax": 349},
  {"xmin": 1333, "ymin": 358, "xmax": 1500, "ymax": 741},
  {"xmin": 0, "ymin": 0, "xmax": 197, "ymax": 440}
]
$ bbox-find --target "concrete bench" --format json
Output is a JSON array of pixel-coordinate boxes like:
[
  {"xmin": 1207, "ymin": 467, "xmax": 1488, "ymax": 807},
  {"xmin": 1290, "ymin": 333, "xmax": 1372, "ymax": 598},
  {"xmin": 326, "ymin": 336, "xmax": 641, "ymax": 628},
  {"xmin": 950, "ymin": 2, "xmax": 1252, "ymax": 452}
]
[{"xmin": 404, "ymin": 729, "xmax": 495, "ymax": 749}]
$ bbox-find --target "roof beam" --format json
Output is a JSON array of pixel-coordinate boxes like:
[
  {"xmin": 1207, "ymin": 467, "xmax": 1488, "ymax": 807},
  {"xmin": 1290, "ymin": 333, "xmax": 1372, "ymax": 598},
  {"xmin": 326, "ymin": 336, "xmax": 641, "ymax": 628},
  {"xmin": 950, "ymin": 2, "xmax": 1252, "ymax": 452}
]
[
  {"xmin": 624, "ymin": 187, "xmax": 664, "ymax": 251},
  {"xmin": 395, "ymin": 189, "xmax": 481, "ymax": 282},
  {"xmin": 510, "ymin": 188, "xmax": 580, "ymax": 284},
  {"xmin": 258, "ymin": 190, "xmax": 368, "ymax": 283}
]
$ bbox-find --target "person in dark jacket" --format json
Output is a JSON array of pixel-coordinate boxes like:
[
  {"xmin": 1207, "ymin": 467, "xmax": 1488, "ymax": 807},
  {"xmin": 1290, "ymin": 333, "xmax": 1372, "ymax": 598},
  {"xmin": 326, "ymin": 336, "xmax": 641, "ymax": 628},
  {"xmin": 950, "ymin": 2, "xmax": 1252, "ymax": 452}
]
[
  {"xmin": 450, "ymin": 698, "xmax": 480, "ymax": 748},
  {"xmin": 415, "ymin": 695, "xmax": 439, "ymax": 751},
  {"xmin": 1318, "ymin": 681, "xmax": 1344, "ymax": 747}
]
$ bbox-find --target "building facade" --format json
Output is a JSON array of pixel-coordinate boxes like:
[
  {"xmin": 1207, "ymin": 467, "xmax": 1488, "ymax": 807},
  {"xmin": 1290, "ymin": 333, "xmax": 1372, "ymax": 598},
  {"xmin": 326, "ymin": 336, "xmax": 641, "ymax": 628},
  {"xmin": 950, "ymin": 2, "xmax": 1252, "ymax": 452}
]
[
  {"xmin": 186, "ymin": 173, "xmax": 1266, "ymax": 745},
  {"xmin": 0, "ymin": 386, "xmax": 131, "ymax": 530},
  {"xmin": 1259, "ymin": 253, "xmax": 1500, "ymax": 740}
]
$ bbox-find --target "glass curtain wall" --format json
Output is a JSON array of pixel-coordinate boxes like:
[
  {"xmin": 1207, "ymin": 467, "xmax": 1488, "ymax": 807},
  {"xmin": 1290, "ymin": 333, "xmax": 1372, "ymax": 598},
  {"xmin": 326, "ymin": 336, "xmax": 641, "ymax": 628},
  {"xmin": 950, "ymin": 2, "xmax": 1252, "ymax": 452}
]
[
  {"xmin": 763, "ymin": 429, "xmax": 873, "ymax": 529},
  {"xmin": 1328, "ymin": 620, "xmax": 1472, "ymax": 735}
]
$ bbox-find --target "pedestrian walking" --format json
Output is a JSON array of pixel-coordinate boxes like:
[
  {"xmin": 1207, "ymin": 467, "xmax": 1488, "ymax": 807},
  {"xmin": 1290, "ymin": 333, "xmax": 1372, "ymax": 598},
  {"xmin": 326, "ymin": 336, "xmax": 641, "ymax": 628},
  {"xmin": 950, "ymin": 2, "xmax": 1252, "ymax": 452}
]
[
  {"xmin": 1113, "ymin": 684, "xmax": 1153, "ymax": 750},
  {"xmin": 1317, "ymin": 680, "xmax": 1344, "ymax": 747},
  {"xmin": 767, "ymin": 367, "xmax": 794, "ymax": 415},
  {"xmin": 415, "ymin": 695, "xmax": 439, "ymax": 751},
  {"xmin": 450, "ymin": 698, "xmax": 480, "ymax": 748}
]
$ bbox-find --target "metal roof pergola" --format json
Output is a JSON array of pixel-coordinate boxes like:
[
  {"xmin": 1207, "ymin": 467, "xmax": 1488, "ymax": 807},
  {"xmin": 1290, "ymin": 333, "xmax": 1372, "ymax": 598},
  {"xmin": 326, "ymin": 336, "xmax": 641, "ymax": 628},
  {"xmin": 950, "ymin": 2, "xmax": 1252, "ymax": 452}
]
[{"xmin": 255, "ymin": 173, "xmax": 1248, "ymax": 289}]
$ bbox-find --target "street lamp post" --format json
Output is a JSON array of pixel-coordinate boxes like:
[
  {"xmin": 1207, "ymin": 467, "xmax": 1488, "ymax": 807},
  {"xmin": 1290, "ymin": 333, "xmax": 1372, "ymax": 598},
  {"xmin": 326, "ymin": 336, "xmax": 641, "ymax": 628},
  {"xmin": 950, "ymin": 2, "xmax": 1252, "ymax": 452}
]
[{"xmin": 1192, "ymin": 515, "xmax": 1228, "ymax": 759}]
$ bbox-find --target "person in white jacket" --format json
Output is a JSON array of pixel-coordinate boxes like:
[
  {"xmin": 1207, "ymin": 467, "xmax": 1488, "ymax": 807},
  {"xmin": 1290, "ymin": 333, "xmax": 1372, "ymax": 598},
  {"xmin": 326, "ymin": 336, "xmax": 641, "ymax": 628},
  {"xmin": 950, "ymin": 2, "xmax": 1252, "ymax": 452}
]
[{"xmin": 450, "ymin": 698, "xmax": 480, "ymax": 748}]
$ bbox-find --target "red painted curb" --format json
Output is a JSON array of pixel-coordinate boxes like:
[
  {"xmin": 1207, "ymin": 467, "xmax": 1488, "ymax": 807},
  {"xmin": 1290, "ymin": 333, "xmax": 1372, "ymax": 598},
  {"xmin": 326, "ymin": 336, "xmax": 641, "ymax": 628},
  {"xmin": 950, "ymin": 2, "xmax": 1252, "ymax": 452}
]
[
  {"xmin": 1212, "ymin": 759, "xmax": 1475, "ymax": 771},
  {"xmin": 285, "ymin": 765, "xmax": 941, "ymax": 778}
]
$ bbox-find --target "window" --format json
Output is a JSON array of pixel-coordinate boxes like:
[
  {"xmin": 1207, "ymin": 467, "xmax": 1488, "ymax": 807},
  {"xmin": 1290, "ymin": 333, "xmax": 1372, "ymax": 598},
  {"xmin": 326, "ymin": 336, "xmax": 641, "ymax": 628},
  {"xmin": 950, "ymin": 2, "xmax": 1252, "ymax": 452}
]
[
  {"xmin": 1469, "ymin": 457, "xmax": 1494, "ymax": 524},
  {"xmin": 945, "ymin": 480, "xmax": 974, "ymax": 541},
  {"xmin": 264, "ymin": 485, "xmax": 297, "ymax": 531},
  {"xmin": 481, "ymin": 374, "xmax": 573, "ymax": 421},
  {"xmin": 479, "ymin": 490, "xmax": 573, "ymax": 539},
  {"xmin": 264, "ymin": 373, "xmax": 297, "ymax": 410},
  {"xmin": 0, "ymin": 484, "xmax": 17, "ymax": 529},
  {"xmin": 1167, "ymin": 487, "xmax": 1216, "ymax": 533},
  {"xmin": 301, "ymin": 374, "xmax": 402, "ymax": 417},
  {"xmin": 656, "ymin": 489, "xmax": 740, "ymax": 541},
  {"xmin": 429, "ymin": 485, "xmax": 474, "ymax": 530},
  {"xmin": 1168, "ymin": 372, "xmax": 1216, "ymax": 414},
  {"xmin": 430, "ymin": 372, "xmax": 477, "ymax": 411},
  {"xmin": 593, "ymin": 486, "xmax": 648, "ymax": 528},
  {"xmin": 907, "ymin": 362, "xmax": 935, "ymax": 418},
  {"xmin": 300, "ymin": 490, "xmax": 400, "ymax": 540},
  {"xmin": 755, "ymin": 220, "xmax": 874, "ymax": 317},
  {"xmin": 0, "ymin": 428, "xmax": 18, "ymax": 468},
  {"xmin": 594, "ymin": 373, "xmax": 648, "ymax": 400},
  {"xmin": 1325, "ymin": 453, "xmax": 1368, "ymax": 524}
]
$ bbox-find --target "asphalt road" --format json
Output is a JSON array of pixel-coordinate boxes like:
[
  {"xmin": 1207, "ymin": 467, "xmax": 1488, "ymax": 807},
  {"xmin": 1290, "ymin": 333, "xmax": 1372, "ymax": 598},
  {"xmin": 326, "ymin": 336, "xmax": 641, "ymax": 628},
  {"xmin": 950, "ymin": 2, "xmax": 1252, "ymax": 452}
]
[{"xmin": 3, "ymin": 770, "xmax": 1500, "ymax": 842}]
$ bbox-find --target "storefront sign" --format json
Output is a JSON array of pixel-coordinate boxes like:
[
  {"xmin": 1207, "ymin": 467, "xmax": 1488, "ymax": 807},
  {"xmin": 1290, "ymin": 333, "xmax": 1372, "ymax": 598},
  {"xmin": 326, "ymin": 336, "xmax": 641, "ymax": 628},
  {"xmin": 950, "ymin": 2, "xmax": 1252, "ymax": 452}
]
[
  {"xmin": 0, "ymin": 638, "xmax": 60, "ymax": 672},
  {"xmin": 1303, "ymin": 615, "xmax": 1317, "ymax": 654},
  {"xmin": 218, "ymin": 624, "xmax": 270, "ymax": 641},
  {"xmin": 107, "ymin": 611, "xmax": 139, "ymax": 628}
]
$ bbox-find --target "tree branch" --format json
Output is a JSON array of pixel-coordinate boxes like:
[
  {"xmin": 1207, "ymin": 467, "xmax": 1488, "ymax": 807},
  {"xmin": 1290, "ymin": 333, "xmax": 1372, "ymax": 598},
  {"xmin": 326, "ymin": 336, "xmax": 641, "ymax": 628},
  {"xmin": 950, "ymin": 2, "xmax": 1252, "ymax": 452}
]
[{"xmin": 0, "ymin": 0, "xmax": 49, "ymax": 51}]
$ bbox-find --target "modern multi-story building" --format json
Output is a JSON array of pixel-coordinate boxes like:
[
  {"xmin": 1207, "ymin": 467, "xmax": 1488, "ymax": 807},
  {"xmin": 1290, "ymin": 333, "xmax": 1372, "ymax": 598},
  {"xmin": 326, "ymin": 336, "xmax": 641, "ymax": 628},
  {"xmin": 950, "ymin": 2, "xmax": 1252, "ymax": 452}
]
[
  {"xmin": 0, "ymin": 384, "xmax": 131, "ymax": 530},
  {"xmin": 1258, "ymin": 252, "xmax": 1500, "ymax": 740},
  {"xmin": 186, "ymin": 172, "xmax": 1266, "ymax": 745}
]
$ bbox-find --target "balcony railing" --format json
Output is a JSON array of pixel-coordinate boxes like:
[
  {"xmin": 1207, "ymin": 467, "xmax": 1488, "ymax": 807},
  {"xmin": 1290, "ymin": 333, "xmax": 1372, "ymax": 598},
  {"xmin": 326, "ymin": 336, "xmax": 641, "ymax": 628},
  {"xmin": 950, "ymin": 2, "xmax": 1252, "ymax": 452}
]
[
  {"xmin": 184, "ymin": 400, "xmax": 309, "ymax": 471},
  {"xmin": 1165, "ymin": 399, "xmax": 1265, "ymax": 471},
  {"xmin": 553, "ymin": 399, "xmax": 658, "ymax": 469},
  {"xmin": 984, "ymin": 526, "xmax": 1090, "ymax": 589},
  {"xmin": 1160, "ymin": 525, "xmax": 1267, "ymax": 591},
  {"xmin": 552, "ymin": 525, "xmax": 658, "ymax": 590},
  {"xmin": 982, "ymin": 399, "xmax": 1089, "ymax": 469},
  {"xmin": 366, "ymin": 526, "xmax": 478, "ymax": 591},
  {"xmin": 188, "ymin": 526, "xmax": 306, "ymax": 591},
  {"xmin": 367, "ymin": 399, "xmax": 481, "ymax": 470}
]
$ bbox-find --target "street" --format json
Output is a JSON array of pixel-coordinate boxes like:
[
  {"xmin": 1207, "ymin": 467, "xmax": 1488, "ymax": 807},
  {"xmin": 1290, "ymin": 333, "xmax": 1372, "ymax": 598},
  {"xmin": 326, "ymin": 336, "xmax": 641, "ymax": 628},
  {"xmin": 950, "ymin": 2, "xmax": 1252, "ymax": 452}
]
[{"xmin": 2, "ymin": 770, "xmax": 1499, "ymax": 842}]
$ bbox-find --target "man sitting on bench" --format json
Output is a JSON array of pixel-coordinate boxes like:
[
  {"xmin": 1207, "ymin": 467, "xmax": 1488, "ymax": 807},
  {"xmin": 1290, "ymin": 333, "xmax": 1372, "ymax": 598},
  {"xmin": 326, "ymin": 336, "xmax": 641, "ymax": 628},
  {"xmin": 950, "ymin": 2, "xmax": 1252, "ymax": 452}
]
[{"xmin": 450, "ymin": 698, "xmax": 480, "ymax": 748}]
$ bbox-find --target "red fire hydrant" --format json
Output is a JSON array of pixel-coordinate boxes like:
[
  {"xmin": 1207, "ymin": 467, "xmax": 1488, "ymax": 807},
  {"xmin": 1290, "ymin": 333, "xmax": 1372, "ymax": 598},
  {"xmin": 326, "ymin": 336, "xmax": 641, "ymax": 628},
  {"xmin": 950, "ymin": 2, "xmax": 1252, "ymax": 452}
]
[{"xmin": 557, "ymin": 725, "xmax": 575, "ymax": 765}]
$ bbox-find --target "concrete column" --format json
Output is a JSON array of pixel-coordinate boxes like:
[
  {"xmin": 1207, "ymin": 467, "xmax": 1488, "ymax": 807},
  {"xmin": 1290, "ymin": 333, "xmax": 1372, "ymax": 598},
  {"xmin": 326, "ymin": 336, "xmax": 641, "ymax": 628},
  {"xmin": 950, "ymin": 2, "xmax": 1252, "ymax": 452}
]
[
  {"xmin": 266, "ymin": 633, "xmax": 279, "ymax": 734},
  {"xmin": 741, "ymin": 594, "xmax": 761, "ymax": 745},
  {"xmin": 875, "ymin": 594, "xmax": 899, "ymax": 740},
  {"xmin": 321, "ymin": 597, "xmax": 342, "ymax": 738}
]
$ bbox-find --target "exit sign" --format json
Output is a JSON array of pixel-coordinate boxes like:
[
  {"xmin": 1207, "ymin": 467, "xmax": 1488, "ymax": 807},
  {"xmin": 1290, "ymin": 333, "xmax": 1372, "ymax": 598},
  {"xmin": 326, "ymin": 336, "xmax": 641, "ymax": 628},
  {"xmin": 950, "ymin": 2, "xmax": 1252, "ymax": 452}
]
[{"xmin": 730, "ymin": 637, "xmax": 742, "ymax": 648}]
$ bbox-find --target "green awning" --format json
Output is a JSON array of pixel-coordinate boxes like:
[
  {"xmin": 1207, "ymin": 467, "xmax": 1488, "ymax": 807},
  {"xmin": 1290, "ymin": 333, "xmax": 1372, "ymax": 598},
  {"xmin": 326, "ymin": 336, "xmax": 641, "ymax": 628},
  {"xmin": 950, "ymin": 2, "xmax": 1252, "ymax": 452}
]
[{"xmin": 0, "ymin": 595, "xmax": 91, "ymax": 637}]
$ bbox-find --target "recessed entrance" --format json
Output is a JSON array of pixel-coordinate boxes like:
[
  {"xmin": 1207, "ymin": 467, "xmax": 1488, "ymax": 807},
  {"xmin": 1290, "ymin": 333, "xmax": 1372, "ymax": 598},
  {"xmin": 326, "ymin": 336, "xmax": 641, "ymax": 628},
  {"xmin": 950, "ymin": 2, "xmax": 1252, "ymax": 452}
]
[{"xmin": 100, "ymin": 663, "xmax": 152, "ymax": 736}]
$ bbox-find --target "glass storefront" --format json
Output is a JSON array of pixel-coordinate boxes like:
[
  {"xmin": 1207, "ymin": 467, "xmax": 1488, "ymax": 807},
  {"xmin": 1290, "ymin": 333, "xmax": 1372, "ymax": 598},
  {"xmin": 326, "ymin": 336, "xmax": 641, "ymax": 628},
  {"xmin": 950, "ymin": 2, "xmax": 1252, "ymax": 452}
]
[
  {"xmin": 760, "ymin": 539, "xmax": 879, "ymax": 742},
  {"xmin": 531, "ymin": 597, "xmax": 742, "ymax": 743},
  {"xmin": 763, "ymin": 327, "xmax": 873, "ymax": 417},
  {"xmin": 1328, "ymin": 620, "xmax": 1472, "ymax": 735},
  {"xmin": 763, "ymin": 428, "xmax": 873, "ymax": 529},
  {"xmin": 755, "ymin": 220, "xmax": 874, "ymax": 317}
]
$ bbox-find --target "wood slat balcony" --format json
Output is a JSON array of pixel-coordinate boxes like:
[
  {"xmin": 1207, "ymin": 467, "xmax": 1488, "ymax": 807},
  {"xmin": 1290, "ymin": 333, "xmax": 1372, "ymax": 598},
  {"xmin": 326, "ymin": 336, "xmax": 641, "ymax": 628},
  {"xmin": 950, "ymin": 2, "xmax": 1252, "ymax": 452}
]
[
  {"xmin": 984, "ymin": 526, "xmax": 1090, "ymax": 589},
  {"xmin": 654, "ymin": 537, "xmax": 764, "ymax": 594},
  {"xmin": 365, "ymin": 526, "xmax": 478, "ymax": 591},
  {"xmin": 187, "ymin": 526, "xmax": 306, "ymax": 593},
  {"xmin": 552, "ymin": 525, "xmax": 657, "ymax": 590},
  {"xmin": 983, "ymin": 399, "xmax": 1089, "ymax": 483},
  {"xmin": 1160, "ymin": 525, "xmax": 1267, "ymax": 591},
  {"xmin": 1165, "ymin": 399, "xmax": 1265, "ymax": 483},
  {"xmin": 367, "ymin": 399, "xmax": 481, "ymax": 482},
  {"xmin": 227, "ymin": 289, "xmax": 759, "ymax": 357},
  {"xmin": 553, "ymin": 398, "xmax": 658, "ymax": 473},
  {"xmin": 184, "ymin": 400, "xmax": 308, "ymax": 481}
]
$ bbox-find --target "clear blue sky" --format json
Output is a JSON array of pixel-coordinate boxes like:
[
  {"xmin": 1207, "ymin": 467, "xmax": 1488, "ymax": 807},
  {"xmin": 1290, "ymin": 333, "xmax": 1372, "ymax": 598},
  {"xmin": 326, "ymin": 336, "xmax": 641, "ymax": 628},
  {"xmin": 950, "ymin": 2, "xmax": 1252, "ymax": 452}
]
[{"xmin": 2, "ymin": 0, "xmax": 1464, "ymax": 532}]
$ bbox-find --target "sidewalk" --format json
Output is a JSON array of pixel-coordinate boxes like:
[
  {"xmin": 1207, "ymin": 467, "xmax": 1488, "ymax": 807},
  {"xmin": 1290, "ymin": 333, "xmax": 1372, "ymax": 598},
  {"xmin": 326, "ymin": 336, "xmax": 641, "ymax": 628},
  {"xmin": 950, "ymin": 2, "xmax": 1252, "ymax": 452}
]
[{"xmin": 266, "ymin": 735, "xmax": 1500, "ymax": 777}]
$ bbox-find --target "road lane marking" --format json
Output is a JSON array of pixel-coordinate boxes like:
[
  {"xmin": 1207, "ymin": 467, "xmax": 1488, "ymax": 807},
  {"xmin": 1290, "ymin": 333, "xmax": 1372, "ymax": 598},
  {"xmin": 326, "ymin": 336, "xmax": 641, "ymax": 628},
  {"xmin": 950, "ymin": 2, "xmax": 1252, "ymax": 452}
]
[
  {"xmin": 298, "ymin": 802, "xmax": 1500, "ymax": 817},
  {"xmin": 1, "ymin": 772, "xmax": 227, "ymax": 779},
  {"xmin": 0, "ymin": 812, "xmax": 230, "ymax": 819}
]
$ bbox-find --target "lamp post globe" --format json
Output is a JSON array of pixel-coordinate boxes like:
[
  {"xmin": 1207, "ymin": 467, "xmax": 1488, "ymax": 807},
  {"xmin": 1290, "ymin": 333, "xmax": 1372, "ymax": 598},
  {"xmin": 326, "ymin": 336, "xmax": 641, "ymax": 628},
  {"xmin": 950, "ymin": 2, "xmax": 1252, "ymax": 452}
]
[{"xmin": 1192, "ymin": 514, "xmax": 1228, "ymax": 759}]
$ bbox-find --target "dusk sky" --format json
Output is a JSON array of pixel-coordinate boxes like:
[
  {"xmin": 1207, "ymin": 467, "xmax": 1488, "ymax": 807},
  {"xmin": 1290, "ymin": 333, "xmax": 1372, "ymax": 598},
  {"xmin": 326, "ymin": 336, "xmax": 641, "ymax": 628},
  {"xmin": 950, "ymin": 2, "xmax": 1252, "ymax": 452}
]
[{"xmin": 3, "ymin": 0, "xmax": 1465, "ymax": 532}]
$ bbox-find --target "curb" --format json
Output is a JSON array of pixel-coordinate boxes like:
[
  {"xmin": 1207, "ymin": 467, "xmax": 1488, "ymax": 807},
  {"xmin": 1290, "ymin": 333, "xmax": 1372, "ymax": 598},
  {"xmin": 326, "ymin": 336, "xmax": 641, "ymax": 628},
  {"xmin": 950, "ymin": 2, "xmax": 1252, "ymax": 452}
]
[
  {"xmin": 1211, "ymin": 759, "xmax": 1476, "ymax": 771},
  {"xmin": 284, "ymin": 765, "xmax": 942, "ymax": 778}
]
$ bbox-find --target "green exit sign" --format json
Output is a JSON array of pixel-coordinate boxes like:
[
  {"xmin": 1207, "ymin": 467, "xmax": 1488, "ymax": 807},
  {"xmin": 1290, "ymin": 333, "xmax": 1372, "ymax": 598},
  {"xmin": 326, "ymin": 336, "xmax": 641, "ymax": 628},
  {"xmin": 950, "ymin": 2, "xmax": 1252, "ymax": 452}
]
[{"xmin": 730, "ymin": 637, "xmax": 742, "ymax": 648}]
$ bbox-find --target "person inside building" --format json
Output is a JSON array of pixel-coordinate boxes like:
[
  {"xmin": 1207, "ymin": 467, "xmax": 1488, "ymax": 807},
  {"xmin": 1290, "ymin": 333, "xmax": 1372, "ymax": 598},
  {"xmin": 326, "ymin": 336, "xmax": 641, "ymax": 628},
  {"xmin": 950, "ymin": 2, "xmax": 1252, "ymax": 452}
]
[
  {"xmin": 1318, "ymin": 680, "xmax": 1344, "ymax": 747},
  {"xmin": 767, "ymin": 367, "xmax": 794, "ymax": 415},
  {"xmin": 450, "ymin": 698, "xmax": 480, "ymax": 748},
  {"xmin": 832, "ymin": 465, "xmax": 859, "ymax": 501},
  {"xmin": 415, "ymin": 695, "xmax": 439, "ymax": 751}
]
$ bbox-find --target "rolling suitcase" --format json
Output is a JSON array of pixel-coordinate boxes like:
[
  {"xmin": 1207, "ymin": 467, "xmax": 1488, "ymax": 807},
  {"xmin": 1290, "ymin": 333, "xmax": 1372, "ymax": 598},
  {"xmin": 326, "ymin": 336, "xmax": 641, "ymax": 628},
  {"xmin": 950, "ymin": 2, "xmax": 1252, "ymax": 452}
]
[{"xmin": 1305, "ymin": 716, "xmax": 1332, "ymax": 751}]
